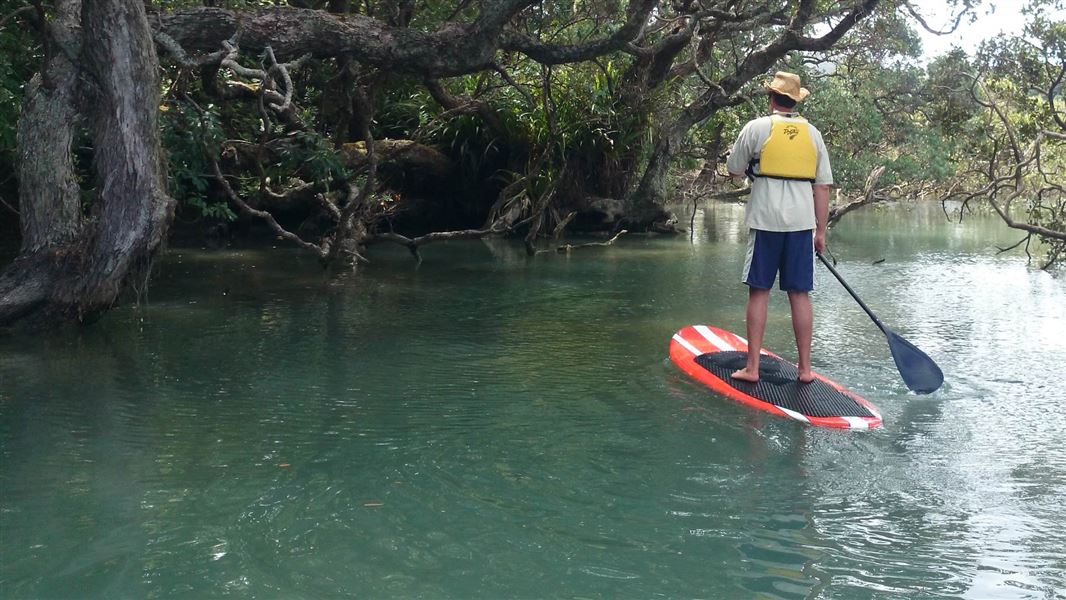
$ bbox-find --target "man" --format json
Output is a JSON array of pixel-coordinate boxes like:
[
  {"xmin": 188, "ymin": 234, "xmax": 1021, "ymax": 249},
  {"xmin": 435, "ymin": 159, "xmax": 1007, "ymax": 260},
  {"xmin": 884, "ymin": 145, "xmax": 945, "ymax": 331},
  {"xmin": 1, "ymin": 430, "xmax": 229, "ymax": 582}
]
[{"xmin": 725, "ymin": 71, "xmax": 832, "ymax": 384}]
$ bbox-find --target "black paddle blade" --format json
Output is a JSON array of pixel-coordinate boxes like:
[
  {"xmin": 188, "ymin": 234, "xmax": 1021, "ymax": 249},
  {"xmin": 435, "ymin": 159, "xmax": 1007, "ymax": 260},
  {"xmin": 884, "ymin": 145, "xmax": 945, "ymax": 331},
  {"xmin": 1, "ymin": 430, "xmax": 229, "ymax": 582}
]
[{"xmin": 885, "ymin": 330, "xmax": 944, "ymax": 394}]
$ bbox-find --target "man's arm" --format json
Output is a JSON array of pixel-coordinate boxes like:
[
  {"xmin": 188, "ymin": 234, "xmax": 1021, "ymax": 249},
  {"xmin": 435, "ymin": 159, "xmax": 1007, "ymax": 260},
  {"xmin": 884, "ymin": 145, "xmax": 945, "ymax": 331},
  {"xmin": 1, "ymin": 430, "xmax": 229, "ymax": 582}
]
[
  {"xmin": 813, "ymin": 184, "xmax": 830, "ymax": 253},
  {"xmin": 726, "ymin": 123, "xmax": 753, "ymax": 181}
]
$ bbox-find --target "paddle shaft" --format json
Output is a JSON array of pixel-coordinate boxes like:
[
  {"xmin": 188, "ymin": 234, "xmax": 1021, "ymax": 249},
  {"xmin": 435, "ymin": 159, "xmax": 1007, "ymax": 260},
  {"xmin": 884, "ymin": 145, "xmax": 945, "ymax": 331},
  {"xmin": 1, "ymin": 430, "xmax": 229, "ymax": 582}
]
[
  {"xmin": 816, "ymin": 253, "xmax": 944, "ymax": 393},
  {"xmin": 816, "ymin": 253, "xmax": 887, "ymax": 336}
]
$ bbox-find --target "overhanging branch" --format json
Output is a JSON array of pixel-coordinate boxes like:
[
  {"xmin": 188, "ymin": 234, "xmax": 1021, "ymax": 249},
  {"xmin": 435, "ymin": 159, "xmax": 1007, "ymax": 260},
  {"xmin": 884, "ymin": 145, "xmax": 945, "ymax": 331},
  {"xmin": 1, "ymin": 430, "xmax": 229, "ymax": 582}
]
[{"xmin": 154, "ymin": 2, "xmax": 657, "ymax": 77}]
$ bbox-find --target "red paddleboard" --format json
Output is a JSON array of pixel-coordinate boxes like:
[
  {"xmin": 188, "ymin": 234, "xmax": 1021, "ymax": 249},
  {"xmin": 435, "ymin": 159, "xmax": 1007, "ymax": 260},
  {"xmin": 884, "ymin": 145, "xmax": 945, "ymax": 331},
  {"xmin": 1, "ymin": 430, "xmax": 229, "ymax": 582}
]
[{"xmin": 670, "ymin": 325, "xmax": 882, "ymax": 429}]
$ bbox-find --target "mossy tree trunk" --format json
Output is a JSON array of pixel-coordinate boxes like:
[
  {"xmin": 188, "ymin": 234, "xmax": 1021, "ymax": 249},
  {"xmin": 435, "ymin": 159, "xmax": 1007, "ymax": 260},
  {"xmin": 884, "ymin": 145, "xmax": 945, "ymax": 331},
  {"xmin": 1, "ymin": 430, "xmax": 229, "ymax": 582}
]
[{"xmin": 0, "ymin": 0, "xmax": 174, "ymax": 325}]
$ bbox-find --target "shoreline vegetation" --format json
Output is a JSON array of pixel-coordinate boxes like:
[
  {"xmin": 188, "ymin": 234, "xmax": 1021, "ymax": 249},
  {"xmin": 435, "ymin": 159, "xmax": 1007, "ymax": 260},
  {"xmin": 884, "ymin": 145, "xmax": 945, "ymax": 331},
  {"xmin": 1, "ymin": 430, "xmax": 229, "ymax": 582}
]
[{"xmin": 0, "ymin": 0, "xmax": 1063, "ymax": 327}]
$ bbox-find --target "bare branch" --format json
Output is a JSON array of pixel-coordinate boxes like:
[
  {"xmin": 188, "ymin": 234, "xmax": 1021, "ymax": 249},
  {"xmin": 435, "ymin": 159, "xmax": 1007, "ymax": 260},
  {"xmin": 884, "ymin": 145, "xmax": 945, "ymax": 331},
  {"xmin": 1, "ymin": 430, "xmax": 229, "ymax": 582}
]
[
  {"xmin": 491, "ymin": 63, "xmax": 538, "ymax": 108},
  {"xmin": 153, "ymin": 29, "xmax": 228, "ymax": 67},
  {"xmin": 901, "ymin": 0, "xmax": 971, "ymax": 35},
  {"xmin": 499, "ymin": 0, "xmax": 658, "ymax": 65},
  {"xmin": 828, "ymin": 166, "xmax": 889, "ymax": 226},
  {"xmin": 555, "ymin": 229, "xmax": 628, "ymax": 253},
  {"xmin": 209, "ymin": 154, "xmax": 328, "ymax": 258},
  {"xmin": 704, "ymin": 187, "xmax": 752, "ymax": 202},
  {"xmin": 0, "ymin": 4, "xmax": 34, "ymax": 30},
  {"xmin": 996, "ymin": 234, "xmax": 1033, "ymax": 254},
  {"xmin": 155, "ymin": 1, "xmax": 645, "ymax": 77},
  {"xmin": 956, "ymin": 74, "xmax": 1066, "ymax": 250},
  {"xmin": 327, "ymin": 83, "xmax": 378, "ymax": 265},
  {"xmin": 0, "ymin": 193, "xmax": 19, "ymax": 216},
  {"xmin": 369, "ymin": 216, "xmax": 535, "ymax": 263}
]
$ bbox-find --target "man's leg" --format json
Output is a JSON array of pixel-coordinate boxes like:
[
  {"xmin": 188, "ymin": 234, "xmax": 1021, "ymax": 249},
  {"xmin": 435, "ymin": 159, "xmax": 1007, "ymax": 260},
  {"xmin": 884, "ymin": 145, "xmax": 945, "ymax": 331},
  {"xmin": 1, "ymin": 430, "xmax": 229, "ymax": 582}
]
[
  {"xmin": 732, "ymin": 286, "xmax": 770, "ymax": 382},
  {"xmin": 733, "ymin": 229, "xmax": 780, "ymax": 383},
  {"xmin": 788, "ymin": 291, "xmax": 815, "ymax": 383},
  {"xmin": 781, "ymin": 229, "xmax": 816, "ymax": 383}
]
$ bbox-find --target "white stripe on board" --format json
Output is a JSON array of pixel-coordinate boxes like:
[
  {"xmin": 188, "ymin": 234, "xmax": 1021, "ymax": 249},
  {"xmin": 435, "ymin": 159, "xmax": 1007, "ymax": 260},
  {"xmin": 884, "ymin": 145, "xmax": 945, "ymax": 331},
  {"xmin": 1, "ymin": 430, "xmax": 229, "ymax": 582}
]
[
  {"xmin": 841, "ymin": 416, "xmax": 870, "ymax": 430},
  {"xmin": 775, "ymin": 406, "xmax": 810, "ymax": 424},
  {"xmin": 672, "ymin": 334, "xmax": 703, "ymax": 357},
  {"xmin": 693, "ymin": 325, "xmax": 733, "ymax": 352}
]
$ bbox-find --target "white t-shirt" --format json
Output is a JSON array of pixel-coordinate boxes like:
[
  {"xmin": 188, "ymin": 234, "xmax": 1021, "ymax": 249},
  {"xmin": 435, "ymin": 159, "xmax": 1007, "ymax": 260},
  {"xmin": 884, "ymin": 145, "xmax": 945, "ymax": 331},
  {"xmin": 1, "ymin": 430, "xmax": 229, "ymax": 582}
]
[{"xmin": 726, "ymin": 113, "xmax": 833, "ymax": 232}]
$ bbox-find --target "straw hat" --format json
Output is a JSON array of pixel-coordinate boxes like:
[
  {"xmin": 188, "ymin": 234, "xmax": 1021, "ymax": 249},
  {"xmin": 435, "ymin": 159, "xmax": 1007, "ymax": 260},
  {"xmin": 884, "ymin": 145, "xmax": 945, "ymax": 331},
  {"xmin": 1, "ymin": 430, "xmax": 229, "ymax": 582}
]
[{"xmin": 765, "ymin": 71, "xmax": 810, "ymax": 102}]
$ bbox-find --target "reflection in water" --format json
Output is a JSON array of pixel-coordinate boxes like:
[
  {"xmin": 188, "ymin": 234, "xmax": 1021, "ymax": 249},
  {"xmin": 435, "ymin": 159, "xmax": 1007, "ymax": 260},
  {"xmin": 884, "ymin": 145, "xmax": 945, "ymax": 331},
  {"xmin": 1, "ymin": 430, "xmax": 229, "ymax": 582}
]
[{"xmin": 1, "ymin": 204, "xmax": 1064, "ymax": 598}]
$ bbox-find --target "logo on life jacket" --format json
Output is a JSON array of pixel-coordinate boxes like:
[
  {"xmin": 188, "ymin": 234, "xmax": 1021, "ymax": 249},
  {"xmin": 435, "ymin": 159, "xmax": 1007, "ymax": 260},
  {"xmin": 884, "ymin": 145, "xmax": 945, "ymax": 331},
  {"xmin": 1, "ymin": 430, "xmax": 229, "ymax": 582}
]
[{"xmin": 748, "ymin": 115, "xmax": 817, "ymax": 182}]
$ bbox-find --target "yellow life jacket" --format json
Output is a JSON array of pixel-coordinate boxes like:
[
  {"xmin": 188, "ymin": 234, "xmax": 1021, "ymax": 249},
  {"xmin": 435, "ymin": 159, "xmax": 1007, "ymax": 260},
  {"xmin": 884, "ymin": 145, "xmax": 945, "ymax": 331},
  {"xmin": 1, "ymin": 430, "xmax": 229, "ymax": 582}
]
[{"xmin": 749, "ymin": 114, "xmax": 817, "ymax": 182}]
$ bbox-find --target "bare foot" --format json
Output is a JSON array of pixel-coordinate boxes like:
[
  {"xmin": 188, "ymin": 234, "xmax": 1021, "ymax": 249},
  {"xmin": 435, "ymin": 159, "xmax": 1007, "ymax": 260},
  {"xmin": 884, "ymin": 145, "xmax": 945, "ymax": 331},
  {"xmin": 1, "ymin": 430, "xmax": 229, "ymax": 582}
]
[
  {"xmin": 731, "ymin": 368, "xmax": 759, "ymax": 383},
  {"xmin": 797, "ymin": 371, "xmax": 815, "ymax": 384}
]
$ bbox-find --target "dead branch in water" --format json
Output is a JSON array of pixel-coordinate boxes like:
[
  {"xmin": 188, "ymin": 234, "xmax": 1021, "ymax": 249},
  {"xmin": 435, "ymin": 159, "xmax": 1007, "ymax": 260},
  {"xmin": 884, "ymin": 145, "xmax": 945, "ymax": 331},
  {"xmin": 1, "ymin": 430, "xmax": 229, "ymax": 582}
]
[
  {"xmin": 828, "ymin": 165, "xmax": 889, "ymax": 227},
  {"xmin": 553, "ymin": 229, "xmax": 628, "ymax": 253},
  {"xmin": 368, "ymin": 216, "xmax": 535, "ymax": 264}
]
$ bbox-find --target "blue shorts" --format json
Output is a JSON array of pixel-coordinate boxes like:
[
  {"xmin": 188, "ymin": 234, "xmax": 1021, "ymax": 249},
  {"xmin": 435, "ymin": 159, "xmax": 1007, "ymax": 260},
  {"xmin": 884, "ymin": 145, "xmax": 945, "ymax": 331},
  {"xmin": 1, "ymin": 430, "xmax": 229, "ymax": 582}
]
[{"xmin": 742, "ymin": 229, "xmax": 815, "ymax": 291}]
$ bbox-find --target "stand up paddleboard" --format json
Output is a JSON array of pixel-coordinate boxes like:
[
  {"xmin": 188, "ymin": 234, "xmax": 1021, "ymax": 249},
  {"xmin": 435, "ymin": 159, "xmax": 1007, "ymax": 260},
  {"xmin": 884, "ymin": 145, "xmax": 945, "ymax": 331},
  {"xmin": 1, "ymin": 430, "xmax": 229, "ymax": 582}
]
[{"xmin": 670, "ymin": 325, "xmax": 882, "ymax": 429}]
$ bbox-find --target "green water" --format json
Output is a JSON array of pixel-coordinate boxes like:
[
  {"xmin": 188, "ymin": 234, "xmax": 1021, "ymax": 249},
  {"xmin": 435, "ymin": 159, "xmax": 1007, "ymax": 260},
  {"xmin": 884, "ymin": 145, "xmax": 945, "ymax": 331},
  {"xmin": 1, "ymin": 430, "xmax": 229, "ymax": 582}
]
[{"xmin": 2, "ymin": 203, "xmax": 1065, "ymax": 599}]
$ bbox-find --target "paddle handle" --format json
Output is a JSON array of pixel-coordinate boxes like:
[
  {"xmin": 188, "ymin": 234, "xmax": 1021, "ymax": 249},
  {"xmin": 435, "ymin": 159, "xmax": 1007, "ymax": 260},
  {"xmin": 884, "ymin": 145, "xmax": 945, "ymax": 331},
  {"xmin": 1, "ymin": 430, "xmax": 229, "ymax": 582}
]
[{"xmin": 817, "ymin": 253, "xmax": 887, "ymax": 335}]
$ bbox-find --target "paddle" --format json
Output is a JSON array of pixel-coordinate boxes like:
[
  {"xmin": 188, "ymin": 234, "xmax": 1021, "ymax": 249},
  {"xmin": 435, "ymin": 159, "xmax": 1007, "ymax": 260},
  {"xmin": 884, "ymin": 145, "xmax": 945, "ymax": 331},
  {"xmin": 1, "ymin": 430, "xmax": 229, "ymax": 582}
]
[{"xmin": 817, "ymin": 253, "xmax": 944, "ymax": 394}]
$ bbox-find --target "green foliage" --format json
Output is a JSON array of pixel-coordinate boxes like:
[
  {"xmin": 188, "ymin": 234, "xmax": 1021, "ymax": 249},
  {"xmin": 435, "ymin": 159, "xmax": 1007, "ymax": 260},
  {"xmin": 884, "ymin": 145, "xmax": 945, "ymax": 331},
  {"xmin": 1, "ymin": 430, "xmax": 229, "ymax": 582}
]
[
  {"xmin": 798, "ymin": 62, "xmax": 959, "ymax": 193},
  {"xmin": 548, "ymin": 62, "xmax": 651, "ymax": 195},
  {"xmin": 922, "ymin": 50, "xmax": 976, "ymax": 135},
  {"xmin": 926, "ymin": 2, "xmax": 1066, "ymax": 266},
  {"xmin": 372, "ymin": 54, "xmax": 649, "ymax": 203},
  {"xmin": 1, "ymin": 0, "xmax": 1060, "ymax": 263},
  {"xmin": 289, "ymin": 129, "xmax": 349, "ymax": 185},
  {"xmin": 0, "ymin": 3, "xmax": 43, "ymax": 203},
  {"xmin": 161, "ymin": 101, "xmax": 237, "ymax": 221},
  {"xmin": 154, "ymin": 47, "xmax": 359, "ymax": 224}
]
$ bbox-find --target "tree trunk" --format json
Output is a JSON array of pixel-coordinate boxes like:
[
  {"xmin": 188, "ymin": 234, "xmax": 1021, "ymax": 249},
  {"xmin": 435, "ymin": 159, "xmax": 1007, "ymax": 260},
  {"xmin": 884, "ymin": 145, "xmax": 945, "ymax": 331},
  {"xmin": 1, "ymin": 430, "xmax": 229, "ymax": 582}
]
[
  {"xmin": 61, "ymin": 0, "xmax": 175, "ymax": 309},
  {"xmin": 625, "ymin": 120, "xmax": 686, "ymax": 225},
  {"xmin": 0, "ymin": 0, "xmax": 174, "ymax": 326},
  {"xmin": 0, "ymin": 0, "xmax": 84, "ymax": 324},
  {"xmin": 16, "ymin": 0, "xmax": 83, "ymax": 253}
]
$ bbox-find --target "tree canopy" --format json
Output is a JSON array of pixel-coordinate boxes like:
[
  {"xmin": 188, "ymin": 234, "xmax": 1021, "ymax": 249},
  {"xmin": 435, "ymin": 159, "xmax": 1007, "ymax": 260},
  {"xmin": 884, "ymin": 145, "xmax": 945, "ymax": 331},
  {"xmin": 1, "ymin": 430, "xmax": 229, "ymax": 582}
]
[{"xmin": 0, "ymin": 0, "xmax": 1062, "ymax": 327}]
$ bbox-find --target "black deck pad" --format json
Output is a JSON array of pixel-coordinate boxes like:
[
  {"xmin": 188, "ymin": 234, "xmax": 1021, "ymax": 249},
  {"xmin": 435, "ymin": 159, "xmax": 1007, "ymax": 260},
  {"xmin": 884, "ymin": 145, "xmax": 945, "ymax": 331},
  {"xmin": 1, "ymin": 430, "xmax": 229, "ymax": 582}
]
[{"xmin": 694, "ymin": 351, "xmax": 874, "ymax": 418}]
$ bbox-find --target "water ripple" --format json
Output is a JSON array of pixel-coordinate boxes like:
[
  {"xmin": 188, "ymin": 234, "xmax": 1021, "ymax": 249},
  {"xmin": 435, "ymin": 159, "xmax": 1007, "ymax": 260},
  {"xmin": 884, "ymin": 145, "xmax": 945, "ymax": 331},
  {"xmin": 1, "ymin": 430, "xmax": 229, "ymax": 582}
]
[{"xmin": 2, "ymin": 208, "xmax": 1065, "ymax": 598}]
